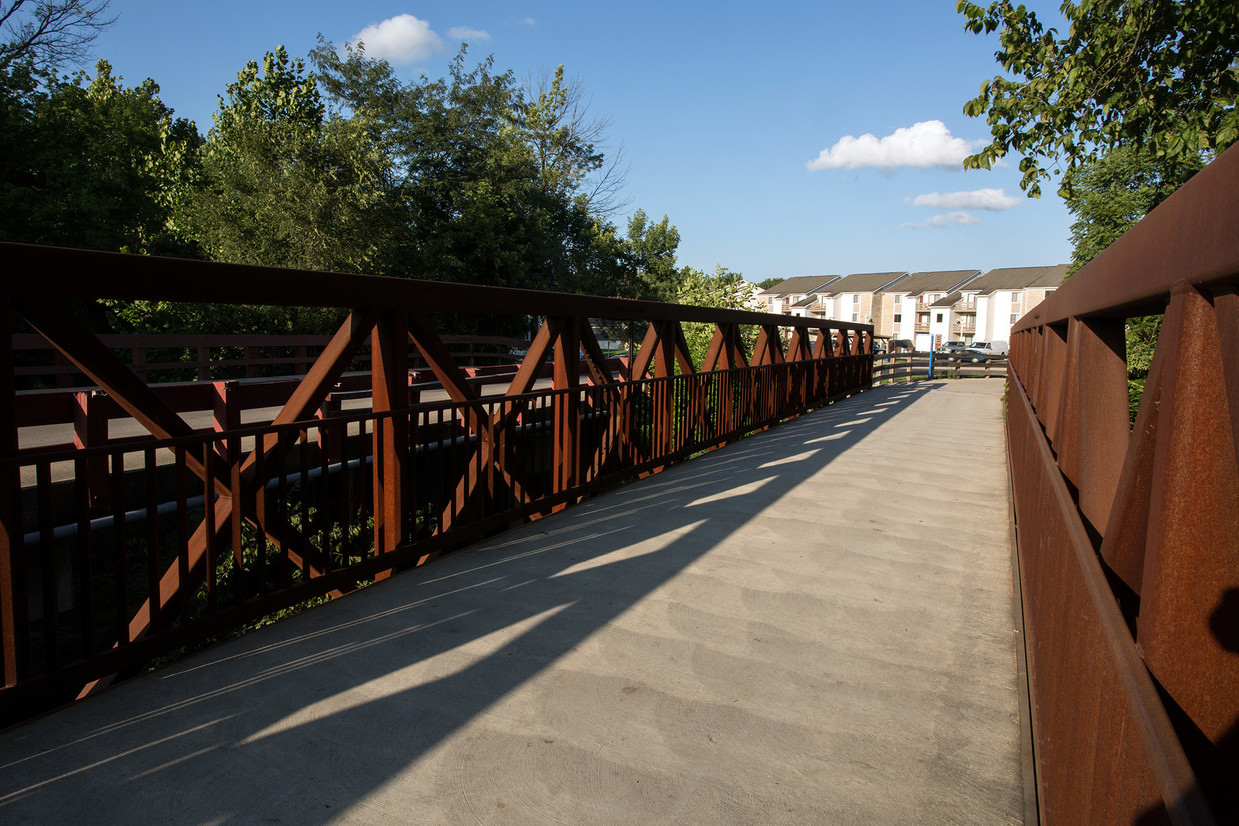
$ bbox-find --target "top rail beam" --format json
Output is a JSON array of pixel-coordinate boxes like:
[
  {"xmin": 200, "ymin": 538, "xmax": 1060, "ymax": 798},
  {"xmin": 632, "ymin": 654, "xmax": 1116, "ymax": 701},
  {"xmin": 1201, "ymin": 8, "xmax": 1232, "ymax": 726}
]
[
  {"xmin": 0, "ymin": 243, "xmax": 871, "ymax": 333},
  {"xmin": 1016, "ymin": 144, "xmax": 1239, "ymax": 328}
]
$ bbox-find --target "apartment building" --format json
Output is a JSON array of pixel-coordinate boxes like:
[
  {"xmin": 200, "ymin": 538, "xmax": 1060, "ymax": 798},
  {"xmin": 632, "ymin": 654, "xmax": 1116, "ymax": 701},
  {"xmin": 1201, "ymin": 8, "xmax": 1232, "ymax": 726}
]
[
  {"xmin": 756, "ymin": 264, "xmax": 1067, "ymax": 350},
  {"xmin": 757, "ymin": 275, "xmax": 841, "ymax": 315},
  {"xmin": 878, "ymin": 270, "xmax": 982, "ymax": 349},
  {"xmin": 962, "ymin": 265, "xmax": 1067, "ymax": 343},
  {"xmin": 814, "ymin": 272, "xmax": 909, "ymax": 327}
]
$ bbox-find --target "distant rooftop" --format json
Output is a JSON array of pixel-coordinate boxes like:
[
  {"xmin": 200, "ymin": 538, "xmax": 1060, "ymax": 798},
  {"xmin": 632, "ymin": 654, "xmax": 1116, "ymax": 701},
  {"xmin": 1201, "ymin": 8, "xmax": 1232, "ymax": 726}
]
[
  {"xmin": 822, "ymin": 271, "xmax": 908, "ymax": 295},
  {"xmin": 964, "ymin": 265, "xmax": 1068, "ymax": 294},
  {"xmin": 759, "ymin": 275, "xmax": 840, "ymax": 296},
  {"xmin": 887, "ymin": 270, "xmax": 981, "ymax": 295}
]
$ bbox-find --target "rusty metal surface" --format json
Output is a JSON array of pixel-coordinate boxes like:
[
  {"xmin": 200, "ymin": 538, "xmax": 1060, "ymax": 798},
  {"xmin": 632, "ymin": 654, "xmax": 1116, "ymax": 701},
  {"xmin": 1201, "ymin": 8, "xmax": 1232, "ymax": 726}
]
[
  {"xmin": 0, "ymin": 246, "xmax": 874, "ymax": 725},
  {"xmin": 1006, "ymin": 143, "xmax": 1239, "ymax": 823}
]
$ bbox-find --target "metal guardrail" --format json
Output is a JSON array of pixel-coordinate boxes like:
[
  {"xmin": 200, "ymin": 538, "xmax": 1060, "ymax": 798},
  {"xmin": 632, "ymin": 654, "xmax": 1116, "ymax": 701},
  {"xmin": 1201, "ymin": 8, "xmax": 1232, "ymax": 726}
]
[
  {"xmin": 1006, "ymin": 143, "xmax": 1239, "ymax": 824},
  {"xmin": 0, "ymin": 244, "xmax": 875, "ymax": 725}
]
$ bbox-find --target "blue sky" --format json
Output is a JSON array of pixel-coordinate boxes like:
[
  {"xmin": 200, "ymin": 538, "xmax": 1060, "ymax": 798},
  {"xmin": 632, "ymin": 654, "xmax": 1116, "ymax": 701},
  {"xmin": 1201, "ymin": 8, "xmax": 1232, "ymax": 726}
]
[{"xmin": 83, "ymin": 1, "xmax": 1074, "ymax": 282}]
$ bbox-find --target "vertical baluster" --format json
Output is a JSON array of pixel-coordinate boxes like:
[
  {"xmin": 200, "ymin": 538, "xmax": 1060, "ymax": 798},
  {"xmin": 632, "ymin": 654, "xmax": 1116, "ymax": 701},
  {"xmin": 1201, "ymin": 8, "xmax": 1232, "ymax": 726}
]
[
  {"xmin": 111, "ymin": 450, "xmax": 127, "ymax": 643},
  {"xmin": 144, "ymin": 447, "xmax": 160, "ymax": 632},
  {"xmin": 36, "ymin": 461, "xmax": 58, "ymax": 670},
  {"xmin": 74, "ymin": 454, "xmax": 95, "ymax": 656}
]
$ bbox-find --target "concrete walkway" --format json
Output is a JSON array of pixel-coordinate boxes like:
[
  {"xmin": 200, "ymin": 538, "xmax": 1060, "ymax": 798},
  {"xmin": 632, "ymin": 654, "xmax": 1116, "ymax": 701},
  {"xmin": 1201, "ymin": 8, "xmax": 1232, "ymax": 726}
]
[{"xmin": 0, "ymin": 379, "xmax": 1023, "ymax": 825}]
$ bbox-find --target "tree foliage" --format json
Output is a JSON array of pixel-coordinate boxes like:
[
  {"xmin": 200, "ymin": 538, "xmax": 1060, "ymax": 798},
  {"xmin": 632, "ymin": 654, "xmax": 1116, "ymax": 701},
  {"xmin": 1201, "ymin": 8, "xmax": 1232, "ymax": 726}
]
[
  {"xmin": 958, "ymin": 0, "xmax": 1239, "ymax": 196},
  {"xmin": 178, "ymin": 46, "xmax": 391, "ymax": 277},
  {"xmin": 0, "ymin": 59, "xmax": 198, "ymax": 255},
  {"xmin": 677, "ymin": 265, "xmax": 756, "ymax": 368},
  {"xmin": 1064, "ymin": 144, "xmax": 1201, "ymax": 273},
  {"xmin": 624, "ymin": 209, "xmax": 682, "ymax": 303},
  {"xmin": 1, "ymin": 29, "xmax": 741, "ymax": 338},
  {"xmin": 520, "ymin": 65, "xmax": 628, "ymax": 216}
]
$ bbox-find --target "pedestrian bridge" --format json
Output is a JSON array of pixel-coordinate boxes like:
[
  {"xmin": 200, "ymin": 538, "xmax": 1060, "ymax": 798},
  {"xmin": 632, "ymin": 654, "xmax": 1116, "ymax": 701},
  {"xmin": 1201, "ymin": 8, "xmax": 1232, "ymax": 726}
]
[
  {"xmin": 0, "ymin": 379, "xmax": 1026, "ymax": 823},
  {"xmin": 2, "ymin": 142, "xmax": 1238, "ymax": 824}
]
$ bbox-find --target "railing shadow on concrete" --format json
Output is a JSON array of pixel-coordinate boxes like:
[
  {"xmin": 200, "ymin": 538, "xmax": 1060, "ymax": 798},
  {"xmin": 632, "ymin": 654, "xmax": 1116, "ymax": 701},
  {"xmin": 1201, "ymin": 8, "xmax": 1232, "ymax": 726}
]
[
  {"xmin": 0, "ymin": 245, "xmax": 875, "ymax": 725},
  {"xmin": 0, "ymin": 382, "xmax": 942, "ymax": 823},
  {"xmin": 1006, "ymin": 142, "xmax": 1239, "ymax": 824}
]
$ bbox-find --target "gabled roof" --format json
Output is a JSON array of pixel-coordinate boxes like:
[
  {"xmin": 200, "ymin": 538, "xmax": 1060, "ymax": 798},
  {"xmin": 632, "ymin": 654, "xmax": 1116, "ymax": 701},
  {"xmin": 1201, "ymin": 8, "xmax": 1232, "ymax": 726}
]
[
  {"xmin": 931, "ymin": 291, "xmax": 964, "ymax": 308},
  {"xmin": 759, "ymin": 275, "xmax": 841, "ymax": 297},
  {"xmin": 792, "ymin": 295, "xmax": 818, "ymax": 308},
  {"xmin": 885, "ymin": 269, "xmax": 981, "ymax": 295},
  {"xmin": 821, "ymin": 271, "xmax": 908, "ymax": 296},
  {"xmin": 963, "ymin": 264, "xmax": 1069, "ymax": 294}
]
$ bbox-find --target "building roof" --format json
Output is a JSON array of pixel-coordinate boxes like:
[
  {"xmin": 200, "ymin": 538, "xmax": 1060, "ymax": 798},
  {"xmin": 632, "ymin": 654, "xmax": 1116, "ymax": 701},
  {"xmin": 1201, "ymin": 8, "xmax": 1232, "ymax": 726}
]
[
  {"xmin": 758, "ymin": 275, "xmax": 841, "ymax": 297},
  {"xmin": 821, "ymin": 271, "xmax": 908, "ymax": 295},
  {"xmin": 931, "ymin": 291, "xmax": 964, "ymax": 308},
  {"xmin": 963, "ymin": 264, "xmax": 1069, "ymax": 294},
  {"xmin": 886, "ymin": 269, "xmax": 981, "ymax": 295},
  {"xmin": 792, "ymin": 295, "xmax": 818, "ymax": 308}
]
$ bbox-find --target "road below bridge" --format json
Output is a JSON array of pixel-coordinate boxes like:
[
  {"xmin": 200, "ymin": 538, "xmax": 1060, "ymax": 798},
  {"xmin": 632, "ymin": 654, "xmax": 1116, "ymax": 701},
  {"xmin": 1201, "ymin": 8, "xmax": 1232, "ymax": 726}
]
[{"xmin": 0, "ymin": 378, "xmax": 1024, "ymax": 824}]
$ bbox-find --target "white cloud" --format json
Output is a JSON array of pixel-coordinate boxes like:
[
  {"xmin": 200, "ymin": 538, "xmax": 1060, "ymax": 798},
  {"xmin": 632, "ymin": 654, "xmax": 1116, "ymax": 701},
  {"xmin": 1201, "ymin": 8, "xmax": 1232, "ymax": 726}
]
[
  {"xmin": 350, "ymin": 15, "xmax": 444, "ymax": 64},
  {"xmin": 807, "ymin": 120, "xmax": 984, "ymax": 171},
  {"xmin": 909, "ymin": 188, "xmax": 1019, "ymax": 210},
  {"xmin": 900, "ymin": 211, "xmax": 982, "ymax": 229},
  {"xmin": 448, "ymin": 26, "xmax": 491, "ymax": 42}
]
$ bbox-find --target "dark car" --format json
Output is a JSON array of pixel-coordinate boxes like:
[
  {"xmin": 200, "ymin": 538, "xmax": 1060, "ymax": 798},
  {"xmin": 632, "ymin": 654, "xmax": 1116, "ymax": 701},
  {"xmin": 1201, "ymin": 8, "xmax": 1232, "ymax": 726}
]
[
  {"xmin": 958, "ymin": 348, "xmax": 991, "ymax": 363},
  {"xmin": 889, "ymin": 339, "xmax": 913, "ymax": 353}
]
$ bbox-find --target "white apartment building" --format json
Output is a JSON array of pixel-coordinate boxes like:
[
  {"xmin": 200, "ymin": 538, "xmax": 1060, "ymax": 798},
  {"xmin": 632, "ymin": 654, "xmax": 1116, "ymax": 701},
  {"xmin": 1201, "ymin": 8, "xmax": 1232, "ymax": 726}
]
[
  {"xmin": 962, "ymin": 265, "xmax": 1067, "ymax": 343},
  {"xmin": 879, "ymin": 270, "xmax": 982, "ymax": 350},
  {"xmin": 757, "ymin": 264, "xmax": 1067, "ymax": 351}
]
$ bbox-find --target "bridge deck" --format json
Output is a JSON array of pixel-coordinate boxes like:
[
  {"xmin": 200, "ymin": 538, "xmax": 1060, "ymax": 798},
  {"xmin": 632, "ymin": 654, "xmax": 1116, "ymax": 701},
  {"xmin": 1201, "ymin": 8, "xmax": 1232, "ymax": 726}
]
[{"xmin": 0, "ymin": 379, "xmax": 1023, "ymax": 824}]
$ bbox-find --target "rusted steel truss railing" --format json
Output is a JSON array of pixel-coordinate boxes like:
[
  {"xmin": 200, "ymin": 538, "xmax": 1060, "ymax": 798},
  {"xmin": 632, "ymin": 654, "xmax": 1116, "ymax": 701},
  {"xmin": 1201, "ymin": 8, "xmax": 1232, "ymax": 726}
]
[
  {"xmin": 1006, "ymin": 144, "xmax": 1239, "ymax": 824},
  {"xmin": 0, "ymin": 244, "xmax": 873, "ymax": 724}
]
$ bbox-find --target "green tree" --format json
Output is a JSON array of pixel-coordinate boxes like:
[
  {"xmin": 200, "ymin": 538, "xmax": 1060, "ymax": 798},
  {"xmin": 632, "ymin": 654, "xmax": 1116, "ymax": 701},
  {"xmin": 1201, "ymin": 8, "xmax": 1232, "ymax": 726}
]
[
  {"xmin": 520, "ymin": 64, "xmax": 627, "ymax": 216},
  {"xmin": 0, "ymin": 59, "xmax": 199, "ymax": 255},
  {"xmin": 179, "ymin": 46, "xmax": 391, "ymax": 277},
  {"xmin": 624, "ymin": 209, "xmax": 682, "ymax": 302},
  {"xmin": 311, "ymin": 39, "xmax": 647, "ymax": 317},
  {"xmin": 1065, "ymin": 144, "xmax": 1202, "ymax": 274},
  {"xmin": 958, "ymin": 0, "xmax": 1239, "ymax": 196},
  {"xmin": 677, "ymin": 265, "xmax": 755, "ymax": 368},
  {"xmin": 755, "ymin": 277, "xmax": 784, "ymax": 290}
]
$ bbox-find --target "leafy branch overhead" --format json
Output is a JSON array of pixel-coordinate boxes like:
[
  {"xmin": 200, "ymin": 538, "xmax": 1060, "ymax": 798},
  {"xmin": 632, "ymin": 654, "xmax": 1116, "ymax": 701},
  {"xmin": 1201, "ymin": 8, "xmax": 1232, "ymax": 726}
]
[{"xmin": 958, "ymin": 0, "xmax": 1239, "ymax": 196}]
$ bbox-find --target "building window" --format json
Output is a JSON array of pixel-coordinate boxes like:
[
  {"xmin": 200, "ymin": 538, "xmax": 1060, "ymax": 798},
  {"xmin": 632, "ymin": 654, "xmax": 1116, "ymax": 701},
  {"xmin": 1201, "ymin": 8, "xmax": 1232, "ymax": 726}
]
[
  {"xmin": 1010, "ymin": 313, "xmax": 1020, "ymax": 324},
  {"xmin": 936, "ymin": 312, "xmax": 944, "ymax": 323},
  {"xmin": 1011, "ymin": 291, "xmax": 1022, "ymax": 305},
  {"xmin": 851, "ymin": 313, "xmax": 859, "ymax": 322},
  {"xmin": 893, "ymin": 313, "xmax": 902, "ymax": 323},
  {"xmin": 852, "ymin": 294, "xmax": 860, "ymax": 306}
]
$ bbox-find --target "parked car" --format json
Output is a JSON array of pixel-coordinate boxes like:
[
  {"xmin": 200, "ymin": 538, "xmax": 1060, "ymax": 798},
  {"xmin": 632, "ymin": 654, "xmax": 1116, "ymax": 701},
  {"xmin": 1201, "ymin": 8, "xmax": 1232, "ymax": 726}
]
[
  {"xmin": 968, "ymin": 340, "xmax": 1009, "ymax": 357},
  {"xmin": 889, "ymin": 339, "xmax": 913, "ymax": 353},
  {"xmin": 935, "ymin": 341, "xmax": 970, "ymax": 360},
  {"xmin": 959, "ymin": 348, "xmax": 992, "ymax": 363},
  {"xmin": 872, "ymin": 341, "xmax": 887, "ymax": 355}
]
